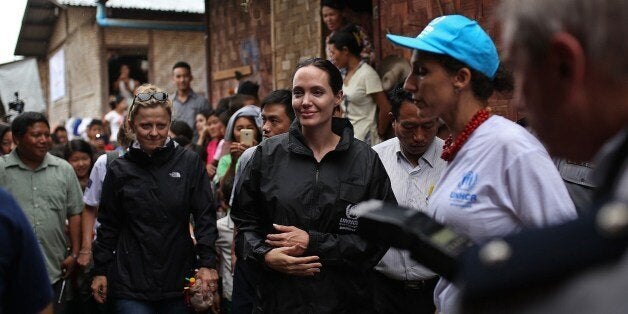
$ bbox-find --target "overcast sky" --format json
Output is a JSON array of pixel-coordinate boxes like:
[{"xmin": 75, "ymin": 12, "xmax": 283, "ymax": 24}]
[{"xmin": 0, "ymin": 0, "xmax": 28, "ymax": 64}]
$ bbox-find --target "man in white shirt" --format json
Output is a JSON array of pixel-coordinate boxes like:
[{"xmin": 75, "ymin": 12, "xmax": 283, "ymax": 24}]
[{"xmin": 371, "ymin": 87, "xmax": 447, "ymax": 313}]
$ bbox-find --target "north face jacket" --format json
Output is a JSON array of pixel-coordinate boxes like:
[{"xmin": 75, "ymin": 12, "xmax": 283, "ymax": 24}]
[
  {"xmin": 93, "ymin": 140, "xmax": 218, "ymax": 300},
  {"xmin": 232, "ymin": 118, "xmax": 397, "ymax": 313}
]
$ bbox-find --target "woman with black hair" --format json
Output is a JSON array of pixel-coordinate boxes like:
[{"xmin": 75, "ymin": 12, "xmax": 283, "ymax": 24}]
[
  {"xmin": 0, "ymin": 123, "xmax": 14, "ymax": 155},
  {"xmin": 63, "ymin": 139, "xmax": 94, "ymax": 191},
  {"xmin": 321, "ymin": 0, "xmax": 374, "ymax": 64},
  {"xmin": 104, "ymin": 94, "xmax": 128, "ymax": 146},
  {"xmin": 213, "ymin": 111, "xmax": 262, "ymax": 185},
  {"xmin": 193, "ymin": 108, "xmax": 214, "ymax": 146},
  {"xmin": 387, "ymin": 15, "xmax": 577, "ymax": 312},
  {"xmin": 231, "ymin": 58, "xmax": 396, "ymax": 313},
  {"xmin": 61, "ymin": 138, "xmax": 99, "ymax": 313},
  {"xmin": 169, "ymin": 120, "xmax": 195, "ymax": 148},
  {"xmin": 328, "ymin": 29, "xmax": 391, "ymax": 145}
]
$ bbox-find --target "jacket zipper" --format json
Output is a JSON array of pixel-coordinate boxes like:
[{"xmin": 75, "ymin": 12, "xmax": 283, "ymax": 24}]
[{"xmin": 308, "ymin": 163, "xmax": 320, "ymax": 226}]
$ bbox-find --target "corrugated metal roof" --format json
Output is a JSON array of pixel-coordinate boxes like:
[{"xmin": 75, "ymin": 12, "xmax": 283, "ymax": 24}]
[
  {"xmin": 57, "ymin": 0, "xmax": 205, "ymax": 14},
  {"xmin": 15, "ymin": 0, "xmax": 58, "ymax": 57}
]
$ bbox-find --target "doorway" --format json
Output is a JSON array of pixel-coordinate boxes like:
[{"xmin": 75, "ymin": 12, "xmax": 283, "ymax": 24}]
[
  {"xmin": 107, "ymin": 48, "xmax": 149, "ymax": 99},
  {"xmin": 321, "ymin": 0, "xmax": 374, "ymax": 63}
]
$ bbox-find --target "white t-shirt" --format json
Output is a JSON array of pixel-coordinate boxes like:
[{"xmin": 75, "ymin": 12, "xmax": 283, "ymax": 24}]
[
  {"xmin": 216, "ymin": 214, "xmax": 234, "ymax": 301},
  {"xmin": 426, "ymin": 116, "xmax": 577, "ymax": 313},
  {"xmin": 342, "ymin": 62, "xmax": 383, "ymax": 145},
  {"xmin": 104, "ymin": 110, "xmax": 124, "ymax": 142},
  {"xmin": 83, "ymin": 153, "xmax": 108, "ymax": 207}
]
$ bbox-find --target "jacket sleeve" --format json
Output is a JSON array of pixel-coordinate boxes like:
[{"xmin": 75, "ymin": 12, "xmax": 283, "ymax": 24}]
[
  {"xmin": 306, "ymin": 153, "xmax": 397, "ymax": 271},
  {"xmin": 190, "ymin": 153, "xmax": 219, "ymax": 269},
  {"xmin": 92, "ymin": 165, "xmax": 123, "ymax": 276},
  {"xmin": 231, "ymin": 147, "xmax": 273, "ymax": 265}
]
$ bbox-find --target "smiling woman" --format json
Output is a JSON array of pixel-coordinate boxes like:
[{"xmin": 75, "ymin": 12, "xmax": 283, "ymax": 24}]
[
  {"xmin": 125, "ymin": 85, "xmax": 172, "ymax": 155},
  {"xmin": 91, "ymin": 83, "xmax": 221, "ymax": 312},
  {"xmin": 231, "ymin": 58, "xmax": 397, "ymax": 313},
  {"xmin": 63, "ymin": 139, "xmax": 93, "ymax": 191}
]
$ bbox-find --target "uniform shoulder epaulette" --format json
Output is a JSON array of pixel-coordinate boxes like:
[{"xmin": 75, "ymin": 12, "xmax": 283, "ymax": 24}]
[{"xmin": 459, "ymin": 200, "xmax": 628, "ymax": 303}]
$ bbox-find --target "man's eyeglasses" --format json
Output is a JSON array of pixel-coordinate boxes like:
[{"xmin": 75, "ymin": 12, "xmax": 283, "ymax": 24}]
[{"xmin": 135, "ymin": 92, "xmax": 168, "ymax": 102}]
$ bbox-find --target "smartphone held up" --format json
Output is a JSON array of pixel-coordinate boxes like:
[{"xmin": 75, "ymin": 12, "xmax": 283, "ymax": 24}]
[{"xmin": 239, "ymin": 129, "xmax": 254, "ymax": 146}]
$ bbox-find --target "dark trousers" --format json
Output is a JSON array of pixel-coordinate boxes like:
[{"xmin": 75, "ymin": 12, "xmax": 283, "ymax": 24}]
[
  {"xmin": 231, "ymin": 259, "xmax": 261, "ymax": 314},
  {"xmin": 373, "ymin": 272, "xmax": 438, "ymax": 314},
  {"xmin": 114, "ymin": 298, "xmax": 188, "ymax": 314}
]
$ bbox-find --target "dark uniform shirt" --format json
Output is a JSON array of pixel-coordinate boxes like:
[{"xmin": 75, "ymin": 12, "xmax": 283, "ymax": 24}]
[{"xmin": 555, "ymin": 158, "xmax": 597, "ymax": 215}]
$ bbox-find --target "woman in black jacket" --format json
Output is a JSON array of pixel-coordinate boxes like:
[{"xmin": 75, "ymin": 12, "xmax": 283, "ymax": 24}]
[
  {"xmin": 231, "ymin": 58, "xmax": 396, "ymax": 313},
  {"xmin": 91, "ymin": 84, "xmax": 219, "ymax": 313}
]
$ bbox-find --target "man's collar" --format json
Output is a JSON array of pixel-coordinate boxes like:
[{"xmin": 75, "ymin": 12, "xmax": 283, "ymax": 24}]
[
  {"xmin": 396, "ymin": 138, "xmax": 440, "ymax": 168},
  {"xmin": 5, "ymin": 150, "xmax": 59, "ymax": 170},
  {"xmin": 421, "ymin": 139, "xmax": 440, "ymax": 168},
  {"xmin": 174, "ymin": 89, "xmax": 196, "ymax": 99}
]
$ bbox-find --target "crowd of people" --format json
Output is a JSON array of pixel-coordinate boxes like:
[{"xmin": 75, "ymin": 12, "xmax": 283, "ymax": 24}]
[{"xmin": 1, "ymin": 0, "xmax": 627, "ymax": 313}]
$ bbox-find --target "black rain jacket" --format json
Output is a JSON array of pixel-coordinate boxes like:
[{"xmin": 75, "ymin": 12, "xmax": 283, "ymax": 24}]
[
  {"xmin": 93, "ymin": 140, "xmax": 218, "ymax": 301},
  {"xmin": 231, "ymin": 118, "xmax": 396, "ymax": 313}
]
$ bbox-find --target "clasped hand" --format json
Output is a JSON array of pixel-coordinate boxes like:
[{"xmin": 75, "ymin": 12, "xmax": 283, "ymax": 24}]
[{"xmin": 264, "ymin": 224, "xmax": 321, "ymax": 276}]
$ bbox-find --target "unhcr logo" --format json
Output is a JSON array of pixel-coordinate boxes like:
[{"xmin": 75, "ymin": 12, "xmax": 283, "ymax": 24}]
[
  {"xmin": 457, "ymin": 171, "xmax": 477, "ymax": 191},
  {"xmin": 450, "ymin": 171, "xmax": 479, "ymax": 208}
]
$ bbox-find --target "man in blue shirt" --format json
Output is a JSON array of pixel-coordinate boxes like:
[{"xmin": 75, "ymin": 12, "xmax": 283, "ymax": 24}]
[{"xmin": 0, "ymin": 188, "xmax": 53, "ymax": 313}]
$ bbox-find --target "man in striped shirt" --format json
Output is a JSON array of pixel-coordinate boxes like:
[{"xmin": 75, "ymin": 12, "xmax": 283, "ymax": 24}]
[{"xmin": 371, "ymin": 87, "xmax": 447, "ymax": 313}]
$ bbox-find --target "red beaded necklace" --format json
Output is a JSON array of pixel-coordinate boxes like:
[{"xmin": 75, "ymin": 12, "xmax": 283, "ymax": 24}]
[{"xmin": 441, "ymin": 108, "xmax": 490, "ymax": 162}]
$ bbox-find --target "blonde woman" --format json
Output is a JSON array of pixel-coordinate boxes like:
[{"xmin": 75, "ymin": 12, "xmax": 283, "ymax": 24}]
[{"xmin": 91, "ymin": 84, "xmax": 219, "ymax": 313}]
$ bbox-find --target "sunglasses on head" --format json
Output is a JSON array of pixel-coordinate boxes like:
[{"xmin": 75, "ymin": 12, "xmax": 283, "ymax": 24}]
[
  {"xmin": 129, "ymin": 92, "xmax": 169, "ymax": 113},
  {"xmin": 135, "ymin": 92, "xmax": 168, "ymax": 102}
]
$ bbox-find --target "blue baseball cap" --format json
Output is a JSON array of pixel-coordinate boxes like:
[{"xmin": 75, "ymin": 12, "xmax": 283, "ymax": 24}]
[{"xmin": 386, "ymin": 15, "xmax": 499, "ymax": 79}]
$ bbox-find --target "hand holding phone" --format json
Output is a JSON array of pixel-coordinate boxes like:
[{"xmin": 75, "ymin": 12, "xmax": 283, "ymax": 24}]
[{"xmin": 239, "ymin": 129, "xmax": 254, "ymax": 146}]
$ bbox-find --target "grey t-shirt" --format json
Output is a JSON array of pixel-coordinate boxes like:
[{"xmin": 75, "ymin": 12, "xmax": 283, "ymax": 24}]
[{"xmin": 171, "ymin": 90, "xmax": 210, "ymax": 130}]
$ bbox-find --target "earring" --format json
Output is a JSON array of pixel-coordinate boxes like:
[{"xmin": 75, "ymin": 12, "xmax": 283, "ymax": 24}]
[{"xmin": 454, "ymin": 87, "xmax": 461, "ymax": 94}]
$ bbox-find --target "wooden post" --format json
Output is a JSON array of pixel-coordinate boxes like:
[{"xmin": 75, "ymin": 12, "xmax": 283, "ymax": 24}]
[{"xmin": 205, "ymin": 0, "xmax": 213, "ymax": 106}]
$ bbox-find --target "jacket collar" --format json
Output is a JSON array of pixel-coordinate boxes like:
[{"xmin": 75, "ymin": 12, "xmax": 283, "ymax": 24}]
[
  {"xmin": 126, "ymin": 138, "xmax": 178, "ymax": 166},
  {"xmin": 287, "ymin": 117, "xmax": 354, "ymax": 156}
]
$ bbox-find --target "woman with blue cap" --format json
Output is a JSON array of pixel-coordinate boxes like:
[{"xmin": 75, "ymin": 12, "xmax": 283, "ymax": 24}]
[{"xmin": 387, "ymin": 15, "xmax": 578, "ymax": 312}]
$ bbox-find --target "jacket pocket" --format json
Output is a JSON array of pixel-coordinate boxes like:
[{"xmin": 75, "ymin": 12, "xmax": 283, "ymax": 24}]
[
  {"xmin": 338, "ymin": 182, "xmax": 366, "ymax": 223},
  {"xmin": 338, "ymin": 181, "xmax": 366, "ymax": 205},
  {"xmin": 115, "ymin": 247, "xmax": 151, "ymax": 292},
  {"xmin": 41, "ymin": 186, "xmax": 65, "ymax": 226},
  {"xmin": 121, "ymin": 181, "xmax": 155, "ymax": 221}
]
